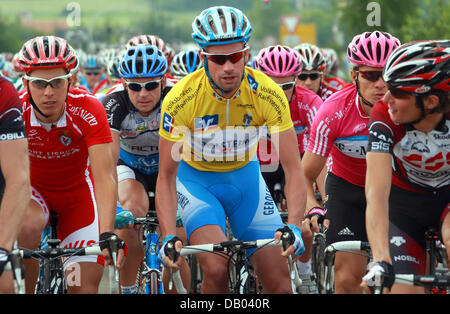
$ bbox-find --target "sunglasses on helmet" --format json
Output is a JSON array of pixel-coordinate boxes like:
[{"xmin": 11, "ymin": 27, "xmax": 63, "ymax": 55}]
[
  {"xmin": 124, "ymin": 78, "xmax": 163, "ymax": 92},
  {"xmin": 24, "ymin": 73, "xmax": 72, "ymax": 90},
  {"xmin": 202, "ymin": 47, "xmax": 248, "ymax": 66},
  {"xmin": 298, "ymin": 72, "xmax": 322, "ymax": 81},
  {"xmin": 356, "ymin": 70, "xmax": 384, "ymax": 82}
]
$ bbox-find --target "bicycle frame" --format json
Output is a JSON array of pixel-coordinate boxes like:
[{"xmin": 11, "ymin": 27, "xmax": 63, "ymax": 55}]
[
  {"xmin": 143, "ymin": 230, "xmax": 164, "ymax": 294},
  {"xmin": 134, "ymin": 215, "xmax": 165, "ymax": 294}
]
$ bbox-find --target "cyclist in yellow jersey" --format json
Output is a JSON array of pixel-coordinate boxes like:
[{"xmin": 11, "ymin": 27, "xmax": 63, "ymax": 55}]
[{"xmin": 156, "ymin": 6, "xmax": 307, "ymax": 293}]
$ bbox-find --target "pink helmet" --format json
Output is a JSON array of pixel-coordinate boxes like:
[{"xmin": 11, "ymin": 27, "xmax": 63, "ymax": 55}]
[
  {"xmin": 347, "ymin": 31, "xmax": 400, "ymax": 68},
  {"xmin": 255, "ymin": 45, "xmax": 302, "ymax": 77}
]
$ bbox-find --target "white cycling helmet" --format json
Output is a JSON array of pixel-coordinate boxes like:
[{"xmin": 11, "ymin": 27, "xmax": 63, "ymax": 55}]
[{"xmin": 192, "ymin": 6, "xmax": 252, "ymax": 48}]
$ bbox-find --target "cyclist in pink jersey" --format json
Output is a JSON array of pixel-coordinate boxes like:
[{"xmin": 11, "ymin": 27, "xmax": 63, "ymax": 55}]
[
  {"xmin": 254, "ymin": 45, "xmax": 323, "ymax": 294},
  {"xmin": 254, "ymin": 45, "xmax": 322, "ymax": 186},
  {"xmin": 301, "ymin": 31, "xmax": 400, "ymax": 293},
  {"xmin": 362, "ymin": 40, "xmax": 449, "ymax": 294},
  {"xmin": 16, "ymin": 36, "xmax": 125, "ymax": 294}
]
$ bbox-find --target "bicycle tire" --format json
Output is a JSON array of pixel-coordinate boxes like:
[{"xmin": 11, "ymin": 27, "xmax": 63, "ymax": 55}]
[
  {"xmin": 238, "ymin": 263, "xmax": 259, "ymax": 294},
  {"xmin": 188, "ymin": 255, "xmax": 202, "ymax": 294},
  {"xmin": 312, "ymin": 233, "xmax": 327, "ymax": 294},
  {"xmin": 149, "ymin": 270, "xmax": 159, "ymax": 294}
]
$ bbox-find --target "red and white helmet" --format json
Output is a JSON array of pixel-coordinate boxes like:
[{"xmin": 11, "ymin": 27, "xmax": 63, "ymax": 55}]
[
  {"xmin": 347, "ymin": 31, "xmax": 400, "ymax": 68},
  {"xmin": 126, "ymin": 34, "xmax": 174, "ymax": 62},
  {"xmin": 383, "ymin": 40, "xmax": 450, "ymax": 95},
  {"xmin": 254, "ymin": 45, "xmax": 302, "ymax": 77},
  {"xmin": 18, "ymin": 36, "xmax": 78, "ymax": 74}
]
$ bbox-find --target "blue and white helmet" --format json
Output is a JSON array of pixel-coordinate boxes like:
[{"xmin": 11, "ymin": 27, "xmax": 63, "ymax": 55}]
[
  {"xmin": 192, "ymin": 6, "xmax": 252, "ymax": 48},
  {"xmin": 119, "ymin": 45, "xmax": 167, "ymax": 79}
]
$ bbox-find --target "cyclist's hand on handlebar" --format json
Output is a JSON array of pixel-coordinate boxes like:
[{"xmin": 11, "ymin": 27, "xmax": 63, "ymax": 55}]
[
  {"xmin": 301, "ymin": 207, "xmax": 329, "ymax": 236},
  {"xmin": 159, "ymin": 235, "xmax": 183, "ymax": 270},
  {"xmin": 361, "ymin": 260, "xmax": 395, "ymax": 294},
  {"xmin": 274, "ymin": 224, "xmax": 305, "ymax": 259},
  {"xmin": 99, "ymin": 232, "xmax": 127, "ymax": 270}
]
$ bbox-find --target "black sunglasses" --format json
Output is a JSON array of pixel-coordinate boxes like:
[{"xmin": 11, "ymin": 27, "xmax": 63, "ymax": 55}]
[
  {"xmin": 125, "ymin": 78, "xmax": 163, "ymax": 92},
  {"xmin": 85, "ymin": 70, "xmax": 102, "ymax": 76},
  {"xmin": 356, "ymin": 70, "xmax": 383, "ymax": 82},
  {"xmin": 298, "ymin": 72, "xmax": 321, "ymax": 81},
  {"xmin": 202, "ymin": 48, "xmax": 248, "ymax": 66},
  {"xmin": 387, "ymin": 85, "xmax": 412, "ymax": 99}
]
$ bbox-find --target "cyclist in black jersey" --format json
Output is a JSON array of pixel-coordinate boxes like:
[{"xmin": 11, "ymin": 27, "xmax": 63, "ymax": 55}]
[
  {"xmin": 0, "ymin": 76, "xmax": 30, "ymax": 293},
  {"xmin": 102, "ymin": 44, "xmax": 190, "ymax": 294}
]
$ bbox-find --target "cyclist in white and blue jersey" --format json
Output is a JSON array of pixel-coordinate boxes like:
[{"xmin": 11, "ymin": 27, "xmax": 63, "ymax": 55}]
[{"xmin": 102, "ymin": 44, "xmax": 190, "ymax": 294}]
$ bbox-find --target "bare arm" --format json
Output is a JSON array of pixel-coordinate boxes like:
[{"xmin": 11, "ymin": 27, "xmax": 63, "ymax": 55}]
[
  {"xmin": 88, "ymin": 142, "xmax": 118, "ymax": 234},
  {"xmin": 0, "ymin": 138, "xmax": 30, "ymax": 250},
  {"xmin": 110, "ymin": 131, "xmax": 121, "ymax": 166},
  {"xmin": 301, "ymin": 150, "xmax": 328, "ymax": 213},
  {"xmin": 155, "ymin": 137, "xmax": 180, "ymax": 239},
  {"xmin": 274, "ymin": 128, "xmax": 307, "ymax": 225},
  {"xmin": 365, "ymin": 151, "xmax": 392, "ymax": 263}
]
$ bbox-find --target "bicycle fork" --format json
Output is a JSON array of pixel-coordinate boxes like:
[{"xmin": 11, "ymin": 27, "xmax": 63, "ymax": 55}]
[{"xmin": 144, "ymin": 232, "xmax": 164, "ymax": 294}]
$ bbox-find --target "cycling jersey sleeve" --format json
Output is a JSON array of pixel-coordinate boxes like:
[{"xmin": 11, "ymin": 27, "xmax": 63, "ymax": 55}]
[
  {"xmin": 103, "ymin": 91, "xmax": 129, "ymax": 132},
  {"xmin": 78, "ymin": 94, "xmax": 113, "ymax": 147},
  {"xmin": 368, "ymin": 101, "xmax": 395, "ymax": 154},
  {"xmin": 255, "ymin": 77, "xmax": 293, "ymax": 135},
  {"xmin": 0, "ymin": 78, "xmax": 26, "ymax": 141}
]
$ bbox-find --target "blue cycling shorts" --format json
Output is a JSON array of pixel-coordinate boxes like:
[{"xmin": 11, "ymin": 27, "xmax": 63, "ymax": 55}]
[{"xmin": 176, "ymin": 157, "xmax": 283, "ymax": 255}]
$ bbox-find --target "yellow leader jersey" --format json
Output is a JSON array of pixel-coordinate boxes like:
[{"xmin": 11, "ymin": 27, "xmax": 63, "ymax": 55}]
[{"xmin": 159, "ymin": 67, "xmax": 293, "ymax": 172}]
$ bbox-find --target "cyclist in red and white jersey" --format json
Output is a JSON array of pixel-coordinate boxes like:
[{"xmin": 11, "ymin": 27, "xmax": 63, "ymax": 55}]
[
  {"xmin": 0, "ymin": 76, "xmax": 30, "ymax": 293},
  {"xmin": 293, "ymin": 43, "xmax": 339, "ymax": 101},
  {"xmin": 301, "ymin": 31, "xmax": 400, "ymax": 293},
  {"xmin": 363, "ymin": 40, "xmax": 449, "ymax": 294},
  {"xmin": 254, "ymin": 45, "xmax": 323, "ymax": 294},
  {"xmin": 16, "ymin": 36, "xmax": 125, "ymax": 294}
]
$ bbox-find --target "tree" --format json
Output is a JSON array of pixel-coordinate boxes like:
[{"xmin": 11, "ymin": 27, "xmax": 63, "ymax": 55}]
[
  {"xmin": 400, "ymin": 0, "xmax": 450, "ymax": 42},
  {"xmin": 0, "ymin": 14, "xmax": 41, "ymax": 53},
  {"xmin": 335, "ymin": 0, "xmax": 420, "ymax": 44}
]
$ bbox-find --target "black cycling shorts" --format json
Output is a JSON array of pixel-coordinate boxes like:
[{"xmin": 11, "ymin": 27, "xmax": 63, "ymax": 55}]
[
  {"xmin": 388, "ymin": 185, "xmax": 449, "ymax": 275},
  {"xmin": 324, "ymin": 172, "xmax": 368, "ymax": 246}
]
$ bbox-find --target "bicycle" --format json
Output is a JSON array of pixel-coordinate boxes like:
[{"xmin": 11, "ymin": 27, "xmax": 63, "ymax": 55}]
[
  {"xmin": 168, "ymin": 236, "xmax": 302, "ymax": 294},
  {"xmin": 123, "ymin": 211, "xmax": 185, "ymax": 294},
  {"xmin": 321, "ymin": 240, "xmax": 372, "ymax": 294},
  {"xmin": 6, "ymin": 242, "xmax": 114, "ymax": 294},
  {"xmin": 319, "ymin": 229, "xmax": 449, "ymax": 294}
]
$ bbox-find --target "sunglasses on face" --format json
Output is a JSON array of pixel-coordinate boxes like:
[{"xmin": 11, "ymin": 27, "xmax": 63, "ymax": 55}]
[
  {"xmin": 278, "ymin": 80, "xmax": 297, "ymax": 91},
  {"xmin": 125, "ymin": 78, "xmax": 163, "ymax": 92},
  {"xmin": 85, "ymin": 71, "xmax": 102, "ymax": 76},
  {"xmin": 298, "ymin": 72, "xmax": 322, "ymax": 81},
  {"xmin": 202, "ymin": 47, "xmax": 248, "ymax": 65},
  {"xmin": 356, "ymin": 70, "xmax": 383, "ymax": 82},
  {"xmin": 24, "ymin": 73, "xmax": 71, "ymax": 90},
  {"xmin": 387, "ymin": 85, "xmax": 412, "ymax": 99}
]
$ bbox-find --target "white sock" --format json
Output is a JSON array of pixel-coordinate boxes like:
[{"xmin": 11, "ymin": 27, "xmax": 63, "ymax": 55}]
[
  {"xmin": 296, "ymin": 259, "xmax": 312, "ymax": 275},
  {"xmin": 121, "ymin": 284, "xmax": 137, "ymax": 294}
]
